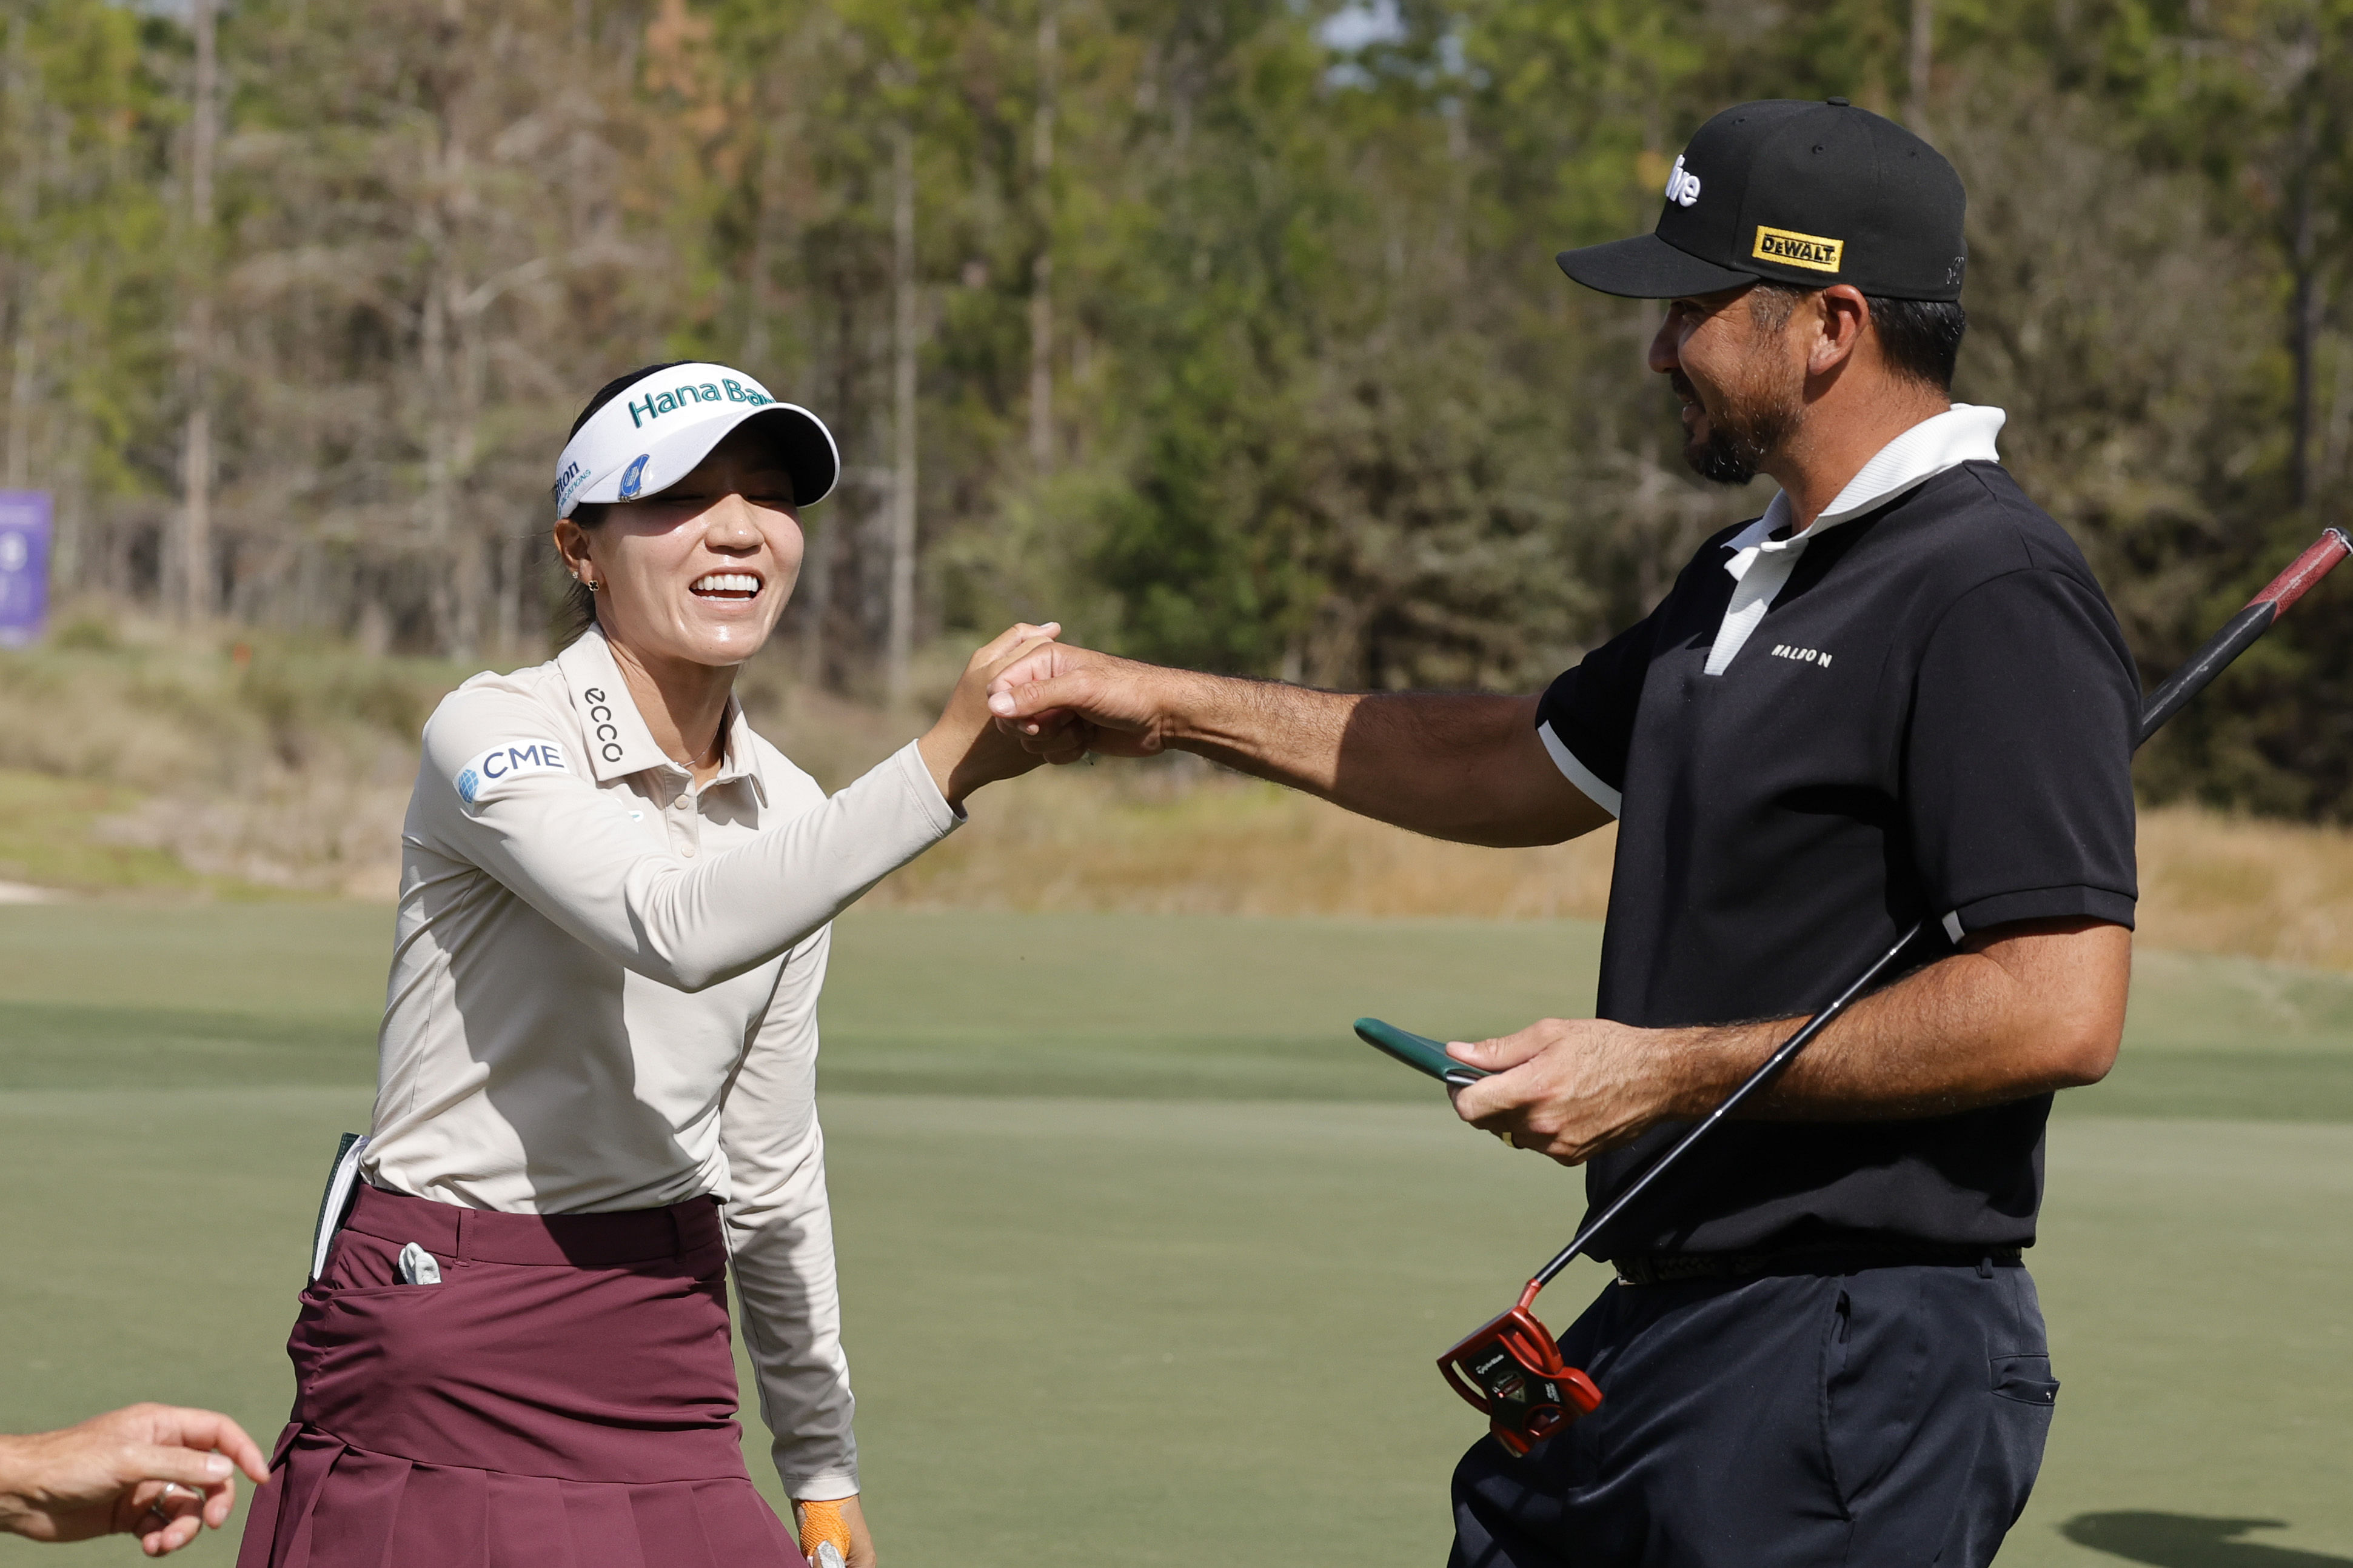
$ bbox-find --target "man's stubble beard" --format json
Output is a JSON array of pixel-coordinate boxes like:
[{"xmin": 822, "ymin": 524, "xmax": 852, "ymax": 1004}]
[{"xmin": 1676, "ymin": 365, "xmax": 1802, "ymax": 487}]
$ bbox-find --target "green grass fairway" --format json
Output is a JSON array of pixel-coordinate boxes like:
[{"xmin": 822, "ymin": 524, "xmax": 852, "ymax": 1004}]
[{"xmin": 2, "ymin": 906, "xmax": 2351, "ymax": 1564}]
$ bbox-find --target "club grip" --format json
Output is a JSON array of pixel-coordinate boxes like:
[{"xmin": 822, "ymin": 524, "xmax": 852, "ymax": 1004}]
[
  {"xmin": 2248, "ymin": 528, "xmax": 2351, "ymax": 613},
  {"xmin": 1354, "ymin": 1018, "xmax": 1490, "ymax": 1084}
]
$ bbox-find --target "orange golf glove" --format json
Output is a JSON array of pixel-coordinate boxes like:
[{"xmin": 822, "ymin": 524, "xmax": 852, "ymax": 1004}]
[{"xmin": 795, "ymin": 1496, "xmax": 853, "ymax": 1567}]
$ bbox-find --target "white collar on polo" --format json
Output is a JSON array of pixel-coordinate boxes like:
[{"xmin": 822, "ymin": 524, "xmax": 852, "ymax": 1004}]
[{"xmin": 1701, "ymin": 403, "xmax": 2006, "ymax": 676}]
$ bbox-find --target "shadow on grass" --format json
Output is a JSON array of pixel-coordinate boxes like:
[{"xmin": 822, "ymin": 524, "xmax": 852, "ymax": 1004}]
[{"xmin": 2063, "ymin": 1513, "xmax": 2353, "ymax": 1566}]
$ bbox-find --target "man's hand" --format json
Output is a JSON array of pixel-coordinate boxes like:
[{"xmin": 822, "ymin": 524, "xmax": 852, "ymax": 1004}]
[
  {"xmin": 0, "ymin": 1403, "xmax": 270, "ymax": 1558},
  {"xmin": 985, "ymin": 641, "xmax": 1183, "ymax": 759},
  {"xmin": 1446, "ymin": 1018, "xmax": 1688, "ymax": 1166}
]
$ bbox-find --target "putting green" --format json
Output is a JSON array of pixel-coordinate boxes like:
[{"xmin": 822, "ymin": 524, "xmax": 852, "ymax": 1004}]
[{"xmin": 1, "ymin": 907, "xmax": 2348, "ymax": 1564}]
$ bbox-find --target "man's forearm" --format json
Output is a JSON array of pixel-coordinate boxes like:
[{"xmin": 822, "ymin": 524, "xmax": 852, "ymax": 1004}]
[
  {"xmin": 1450, "ymin": 919, "xmax": 2130, "ymax": 1164},
  {"xmin": 1664, "ymin": 921, "xmax": 2129, "ymax": 1121},
  {"xmin": 1154, "ymin": 673, "xmax": 1601, "ymax": 847},
  {"xmin": 990, "ymin": 643, "xmax": 1607, "ymax": 844},
  {"xmin": 1143, "ymin": 666, "xmax": 1357, "ymax": 791}
]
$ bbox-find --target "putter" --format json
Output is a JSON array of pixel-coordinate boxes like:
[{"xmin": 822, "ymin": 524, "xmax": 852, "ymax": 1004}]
[{"xmin": 1419, "ymin": 527, "xmax": 2351, "ymax": 1456}]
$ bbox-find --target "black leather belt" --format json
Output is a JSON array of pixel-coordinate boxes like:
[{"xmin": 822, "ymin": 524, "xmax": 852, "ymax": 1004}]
[{"xmin": 1610, "ymin": 1243, "xmax": 2024, "ymax": 1287}]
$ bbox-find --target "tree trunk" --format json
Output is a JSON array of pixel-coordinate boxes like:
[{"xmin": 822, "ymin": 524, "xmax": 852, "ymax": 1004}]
[
  {"xmin": 452, "ymin": 265, "xmax": 488, "ymax": 656},
  {"xmin": 802, "ymin": 279, "xmax": 857, "ymax": 687},
  {"xmin": 420, "ymin": 0, "xmax": 477, "ymax": 657},
  {"xmin": 421, "ymin": 249, "xmax": 457, "ymax": 649},
  {"xmin": 886, "ymin": 119, "xmax": 919, "ymax": 703},
  {"xmin": 180, "ymin": 397, "xmax": 213, "ymax": 619},
  {"xmin": 495, "ymin": 525, "xmax": 521, "ymax": 655},
  {"xmin": 179, "ymin": 0, "xmax": 219, "ymax": 622},
  {"xmin": 1906, "ymin": 0, "xmax": 1933, "ymax": 128},
  {"xmin": 2286, "ymin": 67, "xmax": 2321, "ymax": 512},
  {"xmin": 4, "ymin": 9, "xmax": 35, "ymax": 496},
  {"xmin": 1029, "ymin": 0, "xmax": 1057, "ymax": 474}
]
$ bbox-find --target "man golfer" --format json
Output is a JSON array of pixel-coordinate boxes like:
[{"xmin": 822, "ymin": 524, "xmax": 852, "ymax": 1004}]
[{"xmin": 988, "ymin": 100, "xmax": 2137, "ymax": 1566}]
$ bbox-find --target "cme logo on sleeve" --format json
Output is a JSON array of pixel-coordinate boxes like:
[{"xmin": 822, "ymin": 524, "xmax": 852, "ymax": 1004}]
[
  {"xmin": 454, "ymin": 739, "xmax": 570, "ymax": 804},
  {"xmin": 1752, "ymin": 225, "xmax": 1844, "ymax": 273}
]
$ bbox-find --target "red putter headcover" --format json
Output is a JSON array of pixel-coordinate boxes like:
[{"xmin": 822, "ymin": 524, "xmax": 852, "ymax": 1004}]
[{"xmin": 1438, "ymin": 1285, "xmax": 1604, "ymax": 1456}]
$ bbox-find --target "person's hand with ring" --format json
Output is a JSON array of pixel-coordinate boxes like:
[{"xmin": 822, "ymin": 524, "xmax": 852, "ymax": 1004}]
[{"xmin": 0, "ymin": 1403, "xmax": 269, "ymax": 1557}]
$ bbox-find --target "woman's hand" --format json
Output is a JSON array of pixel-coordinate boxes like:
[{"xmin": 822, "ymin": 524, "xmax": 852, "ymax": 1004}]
[
  {"xmin": 917, "ymin": 622, "xmax": 1076, "ymax": 809},
  {"xmin": 0, "ymin": 1403, "xmax": 270, "ymax": 1558},
  {"xmin": 793, "ymin": 1493, "xmax": 877, "ymax": 1568}
]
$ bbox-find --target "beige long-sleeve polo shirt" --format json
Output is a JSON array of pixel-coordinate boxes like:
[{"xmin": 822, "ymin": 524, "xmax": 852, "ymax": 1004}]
[{"xmin": 361, "ymin": 625, "xmax": 959, "ymax": 1500}]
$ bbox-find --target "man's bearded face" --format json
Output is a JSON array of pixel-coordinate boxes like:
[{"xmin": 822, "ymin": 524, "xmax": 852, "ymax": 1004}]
[{"xmin": 1664, "ymin": 289, "xmax": 1807, "ymax": 487}]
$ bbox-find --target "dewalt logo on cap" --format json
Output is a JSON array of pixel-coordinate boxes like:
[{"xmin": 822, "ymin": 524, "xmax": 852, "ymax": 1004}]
[{"xmin": 1752, "ymin": 225, "xmax": 1844, "ymax": 273}]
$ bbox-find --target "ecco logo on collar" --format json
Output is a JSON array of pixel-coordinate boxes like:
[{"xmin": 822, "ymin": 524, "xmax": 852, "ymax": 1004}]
[
  {"xmin": 581, "ymin": 686, "xmax": 627, "ymax": 764},
  {"xmin": 1771, "ymin": 644, "xmax": 1833, "ymax": 668},
  {"xmin": 1664, "ymin": 154, "xmax": 1701, "ymax": 208}
]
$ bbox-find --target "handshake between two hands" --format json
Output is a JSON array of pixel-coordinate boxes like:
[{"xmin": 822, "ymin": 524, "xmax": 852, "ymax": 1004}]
[
  {"xmin": 978, "ymin": 626, "xmax": 1166, "ymax": 761},
  {"xmin": 914, "ymin": 623, "xmax": 1182, "ymax": 812}
]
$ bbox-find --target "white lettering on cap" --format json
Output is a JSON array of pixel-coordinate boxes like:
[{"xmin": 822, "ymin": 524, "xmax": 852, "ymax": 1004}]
[
  {"xmin": 622, "ymin": 375, "xmax": 773, "ymax": 430},
  {"xmin": 1665, "ymin": 153, "xmax": 1701, "ymax": 208},
  {"xmin": 455, "ymin": 738, "xmax": 571, "ymax": 806}
]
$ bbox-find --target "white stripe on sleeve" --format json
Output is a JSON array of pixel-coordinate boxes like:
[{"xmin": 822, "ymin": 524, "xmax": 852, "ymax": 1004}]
[{"xmin": 1538, "ymin": 721, "xmax": 1622, "ymax": 818}]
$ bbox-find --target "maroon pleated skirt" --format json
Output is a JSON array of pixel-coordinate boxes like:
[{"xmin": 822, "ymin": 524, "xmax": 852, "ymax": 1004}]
[{"xmin": 236, "ymin": 1184, "xmax": 805, "ymax": 1568}]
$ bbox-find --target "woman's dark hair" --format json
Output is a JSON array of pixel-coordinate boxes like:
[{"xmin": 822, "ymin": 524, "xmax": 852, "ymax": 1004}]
[
  {"xmin": 1747, "ymin": 282, "xmax": 1967, "ymax": 390},
  {"xmin": 553, "ymin": 362, "xmax": 689, "ymax": 643}
]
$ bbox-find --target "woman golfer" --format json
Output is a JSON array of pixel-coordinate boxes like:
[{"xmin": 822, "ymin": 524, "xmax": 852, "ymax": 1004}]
[{"xmin": 236, "ymin": 362, "xmax": 1057, "ymax": 1568}]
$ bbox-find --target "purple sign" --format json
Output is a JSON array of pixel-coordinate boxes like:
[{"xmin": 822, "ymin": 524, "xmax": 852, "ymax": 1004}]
[{"xmin": 0, "ymin": 492, "xmax": 52, "ymax": 648}]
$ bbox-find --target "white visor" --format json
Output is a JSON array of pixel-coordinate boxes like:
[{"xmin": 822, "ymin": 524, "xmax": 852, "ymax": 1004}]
[{"xmin": 552, "ymin": 362, "xmax": 840, "ymax": 518}]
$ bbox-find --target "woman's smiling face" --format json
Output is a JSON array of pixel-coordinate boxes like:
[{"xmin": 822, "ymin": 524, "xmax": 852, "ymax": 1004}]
[{"xmin": 555, "ymin": 423, "xmax": 805, "ymax": 670}]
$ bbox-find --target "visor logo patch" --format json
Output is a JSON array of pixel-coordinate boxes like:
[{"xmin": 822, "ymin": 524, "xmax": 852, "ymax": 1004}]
[
  {"xmin": 1752, "ymin": 225, "xmax": 1843, "ymax": 273},
  {"xmin": 618, "ymin": 454, "xmax": 650, "ymax": 499}
]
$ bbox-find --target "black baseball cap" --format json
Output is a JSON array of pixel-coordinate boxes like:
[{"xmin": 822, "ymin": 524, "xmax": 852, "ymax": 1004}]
[{"xmin": 1557, "ymin": 99, "xmax": 1967, "ymax": 302}]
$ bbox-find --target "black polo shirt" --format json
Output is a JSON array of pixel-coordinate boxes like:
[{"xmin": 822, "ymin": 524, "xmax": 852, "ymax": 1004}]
[{"xmin": 1537, "ymin": 459, "xmax": 2138, "ymax": 1256}]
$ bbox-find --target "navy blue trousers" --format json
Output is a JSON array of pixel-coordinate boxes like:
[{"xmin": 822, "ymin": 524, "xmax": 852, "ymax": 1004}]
[{"xmin": 1450, "ymin": 1261, "xmax": 2058, "ymax": 1568}]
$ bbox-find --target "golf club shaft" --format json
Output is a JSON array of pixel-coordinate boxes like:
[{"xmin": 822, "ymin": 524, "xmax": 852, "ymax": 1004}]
[
  {"xmin": 1526, "ymin": 525, "xmax": 2352, "ymax": 1293},
  {"xmin": 2138, "ymin": 529, "xmax": 2351, "ymax": 743}
]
